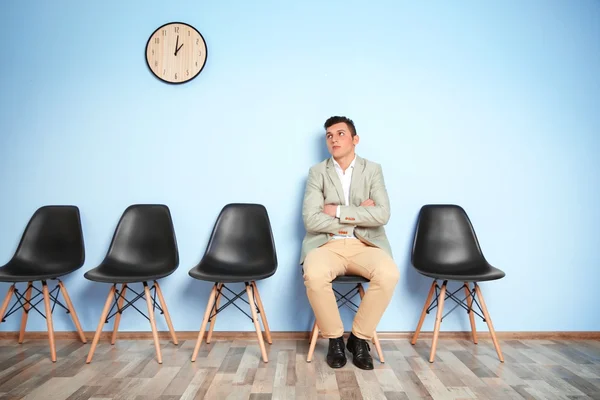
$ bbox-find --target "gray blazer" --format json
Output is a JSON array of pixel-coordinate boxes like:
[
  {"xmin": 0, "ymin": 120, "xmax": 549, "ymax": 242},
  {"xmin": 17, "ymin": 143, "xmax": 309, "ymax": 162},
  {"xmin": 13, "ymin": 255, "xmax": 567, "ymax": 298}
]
[{"xmin": 300, "ymin": 155, "xmax": 393, "ymax": 263}]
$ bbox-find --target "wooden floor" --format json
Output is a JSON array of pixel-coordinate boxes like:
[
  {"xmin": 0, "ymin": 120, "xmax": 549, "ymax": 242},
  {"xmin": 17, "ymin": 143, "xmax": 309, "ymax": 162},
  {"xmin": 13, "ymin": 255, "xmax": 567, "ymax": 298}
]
[{"xmin": 0, "ymin": 338, "xmax": 599, "ymax": 399}]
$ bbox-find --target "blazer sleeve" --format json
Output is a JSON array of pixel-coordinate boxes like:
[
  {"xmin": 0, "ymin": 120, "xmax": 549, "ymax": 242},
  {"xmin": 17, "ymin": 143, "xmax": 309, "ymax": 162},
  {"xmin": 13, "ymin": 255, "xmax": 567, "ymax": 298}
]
[
  {"xmin": 302, "ymin": 167, "xmax": 351, "ymax": 235},
  {"xmin": 339, "ymin": 164, "xmax": 390, "ymax": 227}
]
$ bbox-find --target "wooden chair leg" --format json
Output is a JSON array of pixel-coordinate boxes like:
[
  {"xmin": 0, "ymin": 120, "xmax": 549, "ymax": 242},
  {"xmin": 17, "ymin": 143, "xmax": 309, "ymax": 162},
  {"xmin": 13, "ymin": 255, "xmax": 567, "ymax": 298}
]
[
  {"xmin": 0, "ymin": 284, "xmax": 15, "ymax": 324},
  {"xmin": 357, "ymin": 284, "xmax": 385, "ymax": 363},
  {"xmin": 144, "ymin": 282, "xmax": 162, "ymax": 364},
  {"xmin": 87, "ymin": 285, "xmax": 116, "ymax": 364},
  {"xmin": 246, "ymin": 283, "xmax": 268, "ymax": 363},
  {"xmin": 191, "ymin": 284, "xmax": 217, "ymax": 362},
  {"xmin": 412, "ymin": 280, "xmax": 437, "ymax": 345},
  {"xmin": 18, "ymin": 282, "xmax": 32, "ymax": 344},
  {"xmin": 474, "ymin": 283, "xmax": 504, "ymax": 362},
  {"xmin": 41, "ymin": 281, "xmax": 56, "ymax": 362},
  {"xmin": 111, "ymin": 284, "xmax": 127, "ymax": 345},
  {"xmin": 154, "ymin": 281, "xmax": 178, "ymax": 345},
  {"xmin": 306, "ymin": 320, "xmax": 319, "ymax": 362},
  {"xmin": 464, "ymin": 282, "xmax": 478, "ymax": 344},
  {"xmin": 207, "ymin": 283, "xmax": 222, "ymax": 344},
  {"xmin": 251, "ymin": 281, "xmax": 272, "ymax": 344},
  {"xmin": 371, "ymin": 331, "xmax": 385, "ymax": 363},
  {"xmin": 57, "ymin": 281, "xmax": 87, "ymax": 344},
  {"xmin": 429, "ymin": 280, "xmax": 447, "ymax": 363}
]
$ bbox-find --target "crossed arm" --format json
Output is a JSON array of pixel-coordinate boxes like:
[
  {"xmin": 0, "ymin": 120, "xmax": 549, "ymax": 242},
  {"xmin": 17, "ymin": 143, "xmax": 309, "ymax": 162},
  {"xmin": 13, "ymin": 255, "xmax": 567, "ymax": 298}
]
[{"xmin": 302, "ymin": 164, "xmax": 390, "ymax": 235}]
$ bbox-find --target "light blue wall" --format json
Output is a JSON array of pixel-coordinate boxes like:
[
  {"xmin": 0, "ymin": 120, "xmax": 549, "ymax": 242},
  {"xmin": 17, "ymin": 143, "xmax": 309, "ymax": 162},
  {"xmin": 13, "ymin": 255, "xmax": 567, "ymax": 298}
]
[{"xmin": 1, "ymin": 1, "xmax": 599, "ymax": 334}]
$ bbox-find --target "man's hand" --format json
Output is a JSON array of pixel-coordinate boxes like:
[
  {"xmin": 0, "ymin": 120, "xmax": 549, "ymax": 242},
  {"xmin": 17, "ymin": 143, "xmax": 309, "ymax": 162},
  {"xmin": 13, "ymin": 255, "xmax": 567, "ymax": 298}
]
[
  {"xmin": 323, "ymin": 204, "xmax": 338, "ymax": 217},
  {"xmin": 361, "ymin": 199, "xmax": 376, "ymax": 207}
]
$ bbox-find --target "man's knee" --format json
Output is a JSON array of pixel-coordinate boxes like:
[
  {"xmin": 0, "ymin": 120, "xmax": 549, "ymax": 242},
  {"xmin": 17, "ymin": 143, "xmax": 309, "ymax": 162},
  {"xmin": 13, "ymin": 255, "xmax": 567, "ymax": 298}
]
[
  {"xmin": 302, "ymin": 250, "xmax": 336, "ymax": 285},
  {"xmin": 303, "ymin": 267, "xmax": 331, "ymax": 285},
  {"xmin": 372, "ymin": 259, "xmax": 400, "ymax": 288}
]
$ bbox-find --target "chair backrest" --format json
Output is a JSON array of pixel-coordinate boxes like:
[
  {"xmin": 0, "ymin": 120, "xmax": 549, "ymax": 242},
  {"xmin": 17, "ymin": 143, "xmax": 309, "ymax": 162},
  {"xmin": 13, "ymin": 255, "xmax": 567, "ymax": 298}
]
[
  {"xmin": 103, "ymin": 204, "xmax": 179, "ymax": 269},
  {"xmin": 411, "ymin": 204, "xmax": 486, "ymax": 272},
  {"xmin": 203, "ymin": 203, "xmax": 277, "ymax": 272},
  {"xmin": 13, "ymin": 205, "xmax": 85, "ymax": 272}
]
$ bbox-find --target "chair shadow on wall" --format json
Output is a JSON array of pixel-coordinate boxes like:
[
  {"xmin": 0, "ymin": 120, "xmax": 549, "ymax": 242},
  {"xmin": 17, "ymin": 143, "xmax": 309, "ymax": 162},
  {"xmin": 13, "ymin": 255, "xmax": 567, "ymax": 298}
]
[{"xmin": 403, "ymin": 214, "xmax": 439, "ymax": 329}]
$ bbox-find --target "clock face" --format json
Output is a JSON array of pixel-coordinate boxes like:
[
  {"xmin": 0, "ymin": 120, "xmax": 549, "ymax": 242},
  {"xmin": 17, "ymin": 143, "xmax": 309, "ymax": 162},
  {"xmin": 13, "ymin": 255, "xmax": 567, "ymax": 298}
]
[{"xmin": 145, "ymin": 22, "xmax": 207, "ymax": 84}]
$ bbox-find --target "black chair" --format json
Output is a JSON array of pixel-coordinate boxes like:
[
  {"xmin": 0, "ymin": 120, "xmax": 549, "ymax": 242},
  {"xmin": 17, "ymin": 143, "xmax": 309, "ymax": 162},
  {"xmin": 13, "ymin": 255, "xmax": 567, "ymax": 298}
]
[
  {"xmin": 410, "ymin": 204, "xmax": 505, "ymax": 362},
  {"xmin": 84, "ymin": 204, "xmax": 179, "ymax": 364},
  {"xmin": 306, "ymin": 275, "xmax": 385, "ymax": 364},
  {"xmin": 189, "ymin": 203, "xmax": 277, "ymax": 363},
  {"xmin": 0, "ymin": 205, "xmax": 86, "ymax": 362}
]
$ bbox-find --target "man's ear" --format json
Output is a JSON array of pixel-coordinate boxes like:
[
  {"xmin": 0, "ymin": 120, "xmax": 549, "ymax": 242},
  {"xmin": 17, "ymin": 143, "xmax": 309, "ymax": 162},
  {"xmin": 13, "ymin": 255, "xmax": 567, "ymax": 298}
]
[{"xmin": 353, "ymin": 135, "xmax": 360, "ymax": 146}]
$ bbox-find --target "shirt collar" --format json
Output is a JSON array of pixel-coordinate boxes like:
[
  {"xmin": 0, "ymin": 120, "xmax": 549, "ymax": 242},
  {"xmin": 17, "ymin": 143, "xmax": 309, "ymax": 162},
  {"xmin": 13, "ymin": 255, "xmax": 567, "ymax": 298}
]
[{"xmin": 332, "ymin": 155, "xmax": 357, "ymax": 172}]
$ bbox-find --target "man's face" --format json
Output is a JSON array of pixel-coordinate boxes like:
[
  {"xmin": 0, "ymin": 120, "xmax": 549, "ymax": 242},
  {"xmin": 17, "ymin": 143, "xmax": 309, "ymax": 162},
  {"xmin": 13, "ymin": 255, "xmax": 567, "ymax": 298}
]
[{"xmin": 326, "ymin": 122, "xmax": 359, "ymax": 159}]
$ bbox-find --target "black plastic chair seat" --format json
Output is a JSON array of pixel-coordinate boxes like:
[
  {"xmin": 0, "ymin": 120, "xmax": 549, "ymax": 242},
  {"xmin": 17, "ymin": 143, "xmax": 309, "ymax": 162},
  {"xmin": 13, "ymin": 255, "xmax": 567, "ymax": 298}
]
[
  {"xmin": 189, "ymin": 204, "xmax": 278, "ymax": 284},
  {"xmin": 189, "ymin": 258, "xmax": 276, "ymax": 283},
  {"xmin": 411, "ymin": 204, "xmax": 506, "ymax": 283},
  {"xmin": 0, "ymin": 205, "xmax": 85, "ymax": 283},
  {"xmin": 0, "ymin": 260, "xmax": 82, "ymax": 282},
  {"xmin": 84, "ymin": 262, "xmax": 178, "ymax": 284},
  {"xmin": 332, "ymin": 275, "xmax": 369, "ymax": 284},
  {"xmin": 84, "ymin": 205, "xmax": 179, "ymax": 285},
  {"xmin": 413, "ymin": 262, "xmax": 505, "ymax": 282}
]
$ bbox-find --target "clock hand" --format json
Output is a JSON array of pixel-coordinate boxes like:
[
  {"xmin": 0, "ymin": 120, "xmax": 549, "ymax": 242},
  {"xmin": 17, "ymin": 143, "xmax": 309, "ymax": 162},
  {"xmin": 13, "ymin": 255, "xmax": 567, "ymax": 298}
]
[
  {"xmin": 176, "ymin": 42, "xmax": 184, "ymax": 53},
  {"xmin": 174, "ymin": 35, "xmax": 179, "ymax": 56}
]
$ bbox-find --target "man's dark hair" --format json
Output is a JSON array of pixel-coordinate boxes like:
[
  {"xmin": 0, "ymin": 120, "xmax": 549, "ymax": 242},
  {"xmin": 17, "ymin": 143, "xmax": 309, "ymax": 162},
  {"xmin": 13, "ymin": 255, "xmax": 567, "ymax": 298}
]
[{"xmin": 324, "ymin": 116, "xmax": 357, "ymax": 137}]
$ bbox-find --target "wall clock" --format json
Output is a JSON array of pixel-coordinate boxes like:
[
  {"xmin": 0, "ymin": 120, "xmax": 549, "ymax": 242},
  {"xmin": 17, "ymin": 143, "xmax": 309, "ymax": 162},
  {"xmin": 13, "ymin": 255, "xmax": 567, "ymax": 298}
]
[{"xmin": 145, "ymin": 22, "xmax": 207, "ymax": 84}]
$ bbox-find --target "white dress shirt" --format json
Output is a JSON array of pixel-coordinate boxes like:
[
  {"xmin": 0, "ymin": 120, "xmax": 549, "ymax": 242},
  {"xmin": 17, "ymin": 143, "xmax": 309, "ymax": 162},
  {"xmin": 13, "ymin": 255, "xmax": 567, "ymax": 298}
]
[{"xmin": 331, "ymin": 156, "xmax": 357, "ymax": 240}]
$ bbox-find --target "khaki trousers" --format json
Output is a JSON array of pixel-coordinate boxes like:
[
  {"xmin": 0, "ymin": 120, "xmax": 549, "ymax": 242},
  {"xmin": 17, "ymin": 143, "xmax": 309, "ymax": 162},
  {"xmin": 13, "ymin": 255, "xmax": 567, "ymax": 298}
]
[{"xmin": 302, "ymin": 239, "xmax": 399, "ymax": 340}]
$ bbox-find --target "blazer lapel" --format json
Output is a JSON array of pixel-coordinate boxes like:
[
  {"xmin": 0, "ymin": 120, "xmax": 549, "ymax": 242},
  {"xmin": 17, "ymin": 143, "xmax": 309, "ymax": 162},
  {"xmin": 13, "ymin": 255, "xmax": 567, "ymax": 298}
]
[
  {"xmin": 326, "ymin": 158, "xmax": 345, "ymax": 204},
  {"xmin": 349, "ymin": 155, "xmax": 365, "ymax": 205}
]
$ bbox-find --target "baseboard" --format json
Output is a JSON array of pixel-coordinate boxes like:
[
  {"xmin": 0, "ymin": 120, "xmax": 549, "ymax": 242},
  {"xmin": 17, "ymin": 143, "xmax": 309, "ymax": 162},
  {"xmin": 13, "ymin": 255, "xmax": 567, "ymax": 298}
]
[{"xmin": 1, "ymin": 331, "xmax": 599, "ymax": 341}]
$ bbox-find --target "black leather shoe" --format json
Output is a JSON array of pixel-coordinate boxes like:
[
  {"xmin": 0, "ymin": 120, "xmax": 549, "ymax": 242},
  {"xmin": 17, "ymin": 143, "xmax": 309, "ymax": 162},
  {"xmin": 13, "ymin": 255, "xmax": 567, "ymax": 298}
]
[
  {"xmin": 326, "ymin": 336, "xmax": 347, "ymax": 368},
  {"xmin": 347, "ymin": 332, "xmax": 374, "ymax": 370}
]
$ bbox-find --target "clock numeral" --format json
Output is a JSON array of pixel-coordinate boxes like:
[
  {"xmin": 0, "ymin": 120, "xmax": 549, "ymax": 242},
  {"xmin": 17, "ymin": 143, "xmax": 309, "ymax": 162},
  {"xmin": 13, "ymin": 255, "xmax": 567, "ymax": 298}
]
[
  {"xmin": 199, "ymin": 51, "xmax": 202, "ymax": 57},
  {"xmin": 155, "ymin": 61, "xmax": 158, "ymax": 67},
  {"xmin": 174, "ymin": 26, "xmax": 179, "ymax": 33},
  {"xmin": 162, "ymin": 30, "xmax": 166, "ymax": 36},
  {"xmin": 163, "ymin": 69, "xmax": 166, "ymax": 75},
  {"xmin": 188, "ymin": 30, "xmax": 191, "ymax": 36},
  {"xmin": 152, "ymin": 49, "xmax": 154, "ymax": 56},
  {"xmin": 174, "ymin": 73, "xmax": 178, "ymax": 80},
  {"xmin": 196, "ymin": 38, "xmax": 199, "ymax": 45},
  {"xmin": 195, "ymin": 61, "xmax": 198, "ymax": 67},
  {"xmin": 186, "ymin": 70, "xmax": 189, "ymax": 76},
  {"xmin": 155, "ymin": 37, "xmax": 160, "ymax": 44}
]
